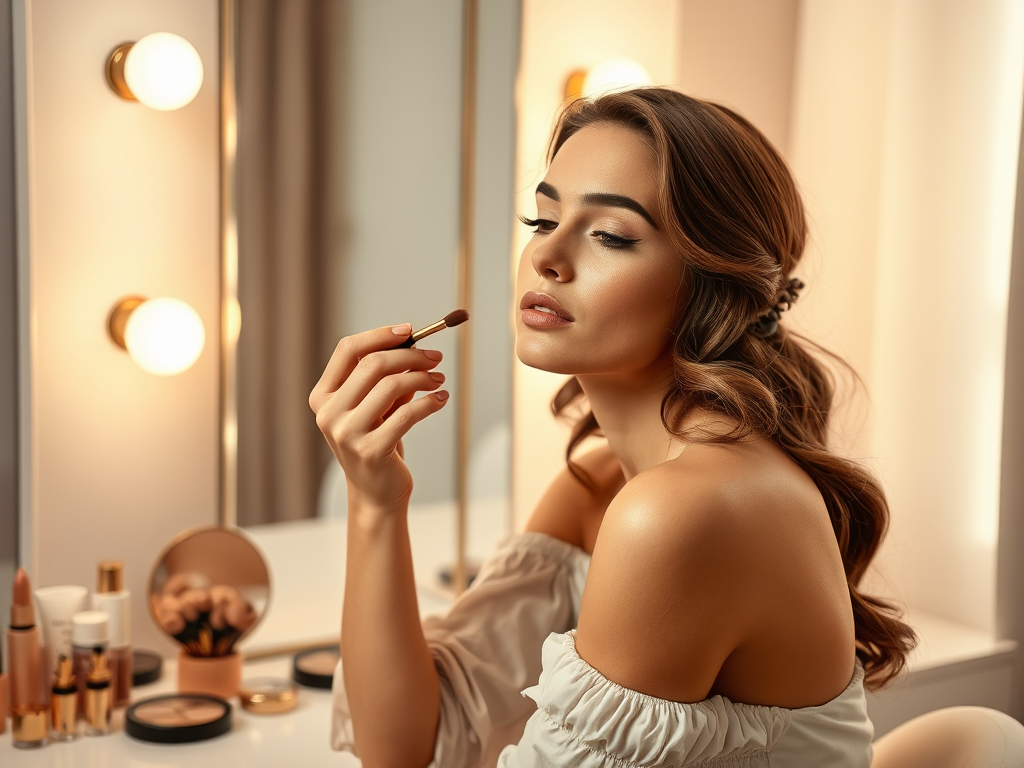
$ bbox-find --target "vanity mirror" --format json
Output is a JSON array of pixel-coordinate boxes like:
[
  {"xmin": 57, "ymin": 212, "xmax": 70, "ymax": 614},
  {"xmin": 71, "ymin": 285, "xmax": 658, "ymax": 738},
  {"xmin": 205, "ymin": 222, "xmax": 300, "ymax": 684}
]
[
  {"xmin": 225, "ymin": 0, "xmax": 520, "ymax": 589},
  {"xmin": 149, "ymin": 525, "xmax": 270, "ymax": 696}
]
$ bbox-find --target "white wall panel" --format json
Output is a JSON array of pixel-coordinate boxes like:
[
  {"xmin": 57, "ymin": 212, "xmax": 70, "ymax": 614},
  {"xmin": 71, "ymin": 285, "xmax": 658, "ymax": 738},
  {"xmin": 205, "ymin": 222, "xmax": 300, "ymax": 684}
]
[{"xmin": 22, "ymin": 0, "xmax": 220, "ymax": 654}]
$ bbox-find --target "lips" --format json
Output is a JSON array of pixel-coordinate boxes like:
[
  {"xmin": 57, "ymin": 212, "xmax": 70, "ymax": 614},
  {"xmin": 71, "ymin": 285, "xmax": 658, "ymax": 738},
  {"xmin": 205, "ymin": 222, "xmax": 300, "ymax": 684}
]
[{"xmin": 519, "ymin": 291, "xmax": 574, "ymax": 321}]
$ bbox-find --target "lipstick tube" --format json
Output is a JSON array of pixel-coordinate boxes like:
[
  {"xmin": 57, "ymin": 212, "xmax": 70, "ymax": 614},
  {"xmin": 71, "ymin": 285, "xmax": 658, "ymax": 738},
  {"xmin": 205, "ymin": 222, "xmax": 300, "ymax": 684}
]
[{"xmin": 8, "ymin": 567, "xmax": 47, "ymax": 748}]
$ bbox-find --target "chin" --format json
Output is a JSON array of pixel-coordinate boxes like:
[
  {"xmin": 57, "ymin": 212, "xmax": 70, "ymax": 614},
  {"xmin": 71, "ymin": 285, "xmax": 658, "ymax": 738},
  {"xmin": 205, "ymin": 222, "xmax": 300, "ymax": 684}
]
[
  {"xmin": 516, "ymin": 338, "xmax": 605, "ymax": 376},
  {"xmin": 515, "ymin": 335, "xmax": 580, "ymax": 375}
]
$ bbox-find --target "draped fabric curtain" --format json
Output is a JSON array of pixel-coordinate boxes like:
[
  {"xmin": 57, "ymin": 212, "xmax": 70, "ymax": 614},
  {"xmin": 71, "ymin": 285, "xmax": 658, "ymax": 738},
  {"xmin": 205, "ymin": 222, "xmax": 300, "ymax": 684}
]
[{"xmin": 236, "ymin": 0, "xmax": 339, "ymax": 526}]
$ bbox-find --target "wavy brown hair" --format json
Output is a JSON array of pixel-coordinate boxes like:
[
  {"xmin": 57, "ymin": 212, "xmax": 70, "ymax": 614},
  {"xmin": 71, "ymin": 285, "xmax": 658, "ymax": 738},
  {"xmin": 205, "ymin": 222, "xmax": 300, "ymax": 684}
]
[{"xmin": 547, "ymin": 88, "xmax": 916, "ymax": 692}]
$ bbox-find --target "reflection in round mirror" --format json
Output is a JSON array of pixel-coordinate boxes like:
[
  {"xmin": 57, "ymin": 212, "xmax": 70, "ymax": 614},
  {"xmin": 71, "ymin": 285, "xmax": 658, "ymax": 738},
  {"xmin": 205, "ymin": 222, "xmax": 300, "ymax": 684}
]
[{"xmin": 148, "ymin": 526, "xmax": 270, "ymax": 658}]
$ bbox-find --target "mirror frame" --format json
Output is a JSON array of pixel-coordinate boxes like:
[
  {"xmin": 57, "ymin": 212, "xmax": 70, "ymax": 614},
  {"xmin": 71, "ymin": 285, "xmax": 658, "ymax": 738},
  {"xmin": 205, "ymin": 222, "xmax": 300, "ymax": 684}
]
[{"xmin": 216, "ymin": 0, "xmax": 479, "ymax": 593}]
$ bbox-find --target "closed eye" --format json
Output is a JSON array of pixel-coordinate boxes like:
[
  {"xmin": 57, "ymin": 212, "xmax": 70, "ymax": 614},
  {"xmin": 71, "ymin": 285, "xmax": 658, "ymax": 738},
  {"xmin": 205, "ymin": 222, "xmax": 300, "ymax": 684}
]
[
  {"xmin": 518, "ymin": 214, "xmax": 557, "ymax": 234},
  {"xmin": 592, "ymin": 230, "xmax": 641, "ymax": 249}
]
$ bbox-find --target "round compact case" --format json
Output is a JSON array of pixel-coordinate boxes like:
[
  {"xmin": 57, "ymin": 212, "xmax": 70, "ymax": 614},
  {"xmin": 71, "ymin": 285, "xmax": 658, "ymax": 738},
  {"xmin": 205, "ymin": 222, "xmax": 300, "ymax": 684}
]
[
  {"xmin": 292, "ymin": 645, "xmax": 340, "ymax": 690},
  {"xmin": 125, "ymin": 694, "xmax": 232, "ymax": 744},
  {"xmin": 238, "ymin": 677, "xmax": 298, "ymax": 714}
]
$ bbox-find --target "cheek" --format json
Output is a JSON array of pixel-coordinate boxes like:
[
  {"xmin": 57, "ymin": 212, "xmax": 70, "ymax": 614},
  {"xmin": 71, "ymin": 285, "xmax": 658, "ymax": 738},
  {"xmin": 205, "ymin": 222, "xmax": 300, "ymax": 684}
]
[{"xmin": 575, "ymin": 265, "xmax": 682, "ymax": 366}]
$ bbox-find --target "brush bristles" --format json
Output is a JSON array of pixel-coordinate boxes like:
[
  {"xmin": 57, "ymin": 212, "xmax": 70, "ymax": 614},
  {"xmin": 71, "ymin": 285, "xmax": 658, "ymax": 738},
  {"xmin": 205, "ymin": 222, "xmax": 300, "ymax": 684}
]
[{"xmin": 444, "ymin": 309, "xmax": 469, "ymax": 327}]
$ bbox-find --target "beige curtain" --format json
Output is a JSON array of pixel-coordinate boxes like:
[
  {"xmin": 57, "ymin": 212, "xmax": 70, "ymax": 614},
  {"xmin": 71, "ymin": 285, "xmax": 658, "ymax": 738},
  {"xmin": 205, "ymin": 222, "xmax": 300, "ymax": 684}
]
[{"xmin": 236, "ymin": 0, "xmax": 339, "ymax": 526}]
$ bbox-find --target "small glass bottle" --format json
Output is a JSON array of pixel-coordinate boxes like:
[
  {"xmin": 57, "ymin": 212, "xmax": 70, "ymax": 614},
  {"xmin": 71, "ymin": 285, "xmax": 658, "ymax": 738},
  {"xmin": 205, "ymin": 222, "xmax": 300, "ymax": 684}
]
[
  {"xmin": 84, "ymin": 649, "xmax": 111, "ymax": 736},
  {"xmin": 50, "ymin": 653, "xmax": 77, "ymax": 741},
  {"xmin": 93, "ymin": 561, "xmax": 131, "ymax": 708},
  {"xmin": 71, "ymin": 611, "xmax": 109, "ymax": 713}
]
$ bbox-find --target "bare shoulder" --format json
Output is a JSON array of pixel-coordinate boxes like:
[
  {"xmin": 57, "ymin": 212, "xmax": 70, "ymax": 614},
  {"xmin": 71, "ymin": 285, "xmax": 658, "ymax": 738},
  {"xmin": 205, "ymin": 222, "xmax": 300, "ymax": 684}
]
[
  {"xmin": 575, "ymin": 438, "xmax": 855, "ymax": 706},
  {"xmin": 524, "ymin": 442, "xmax": 625, "ymax": 552},
  {"xmin": 573, "ymin": 449, "xmax": 757, "ymax": 702}
]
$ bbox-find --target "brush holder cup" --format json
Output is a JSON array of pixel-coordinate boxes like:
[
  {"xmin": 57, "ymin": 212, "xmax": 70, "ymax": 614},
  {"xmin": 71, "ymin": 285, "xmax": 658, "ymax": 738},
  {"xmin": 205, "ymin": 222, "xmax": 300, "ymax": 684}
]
[{"xmin": 177, "ymin": 650, "xmax": 243, "ymax": 699}]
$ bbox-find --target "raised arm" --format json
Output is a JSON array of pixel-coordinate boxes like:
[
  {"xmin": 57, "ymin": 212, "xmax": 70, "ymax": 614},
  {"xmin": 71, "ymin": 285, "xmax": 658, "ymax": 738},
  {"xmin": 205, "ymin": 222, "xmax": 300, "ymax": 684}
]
[{"xmin": 310, "ymin": 323, "xmax": 448, "ymax": 768}]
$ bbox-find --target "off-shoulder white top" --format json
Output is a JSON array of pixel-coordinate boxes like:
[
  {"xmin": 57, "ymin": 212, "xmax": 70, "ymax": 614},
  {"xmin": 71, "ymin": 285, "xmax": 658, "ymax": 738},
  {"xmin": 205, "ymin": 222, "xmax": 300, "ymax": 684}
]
[{"xmin": 330, "ymin": 532, "xmax": 874, "ymax": 767}]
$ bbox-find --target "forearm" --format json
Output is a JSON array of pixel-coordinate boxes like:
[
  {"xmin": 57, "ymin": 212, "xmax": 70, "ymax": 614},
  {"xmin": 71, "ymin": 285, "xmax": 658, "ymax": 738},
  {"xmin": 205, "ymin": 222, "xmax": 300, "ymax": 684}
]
[{"xmin": 342, "ymin": 494, "xmax": 440, "ymax": 768}]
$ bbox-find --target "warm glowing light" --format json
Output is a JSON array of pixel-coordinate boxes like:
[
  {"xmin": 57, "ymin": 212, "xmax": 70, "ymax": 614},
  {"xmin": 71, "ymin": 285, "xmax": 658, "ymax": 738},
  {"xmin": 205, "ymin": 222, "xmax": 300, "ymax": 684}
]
[
  {"xmin": 113, "ymin": 33, "xmax": 204, "ymax": 111},
  {"xmin": 123, "ymin": 298, "xmax": 205, "ymax": 376},
  {"xmin": 581, "ymin": 58, "xmax": 653, "ymax": 97}
]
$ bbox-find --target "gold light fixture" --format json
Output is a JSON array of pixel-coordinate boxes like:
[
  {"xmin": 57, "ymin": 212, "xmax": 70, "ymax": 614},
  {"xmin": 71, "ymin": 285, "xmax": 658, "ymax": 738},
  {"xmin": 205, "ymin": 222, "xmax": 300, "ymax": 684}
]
[
  {"xmin": 106, "ymin": 32, "xmax": 204, "ymax": 111},
  {"xmin": 564, "ymin": 57, "xmax": 654, "ymax": 100},
  {"xmin": 108, "ymin": 296, "xmax": 206, "ymax": 376}
]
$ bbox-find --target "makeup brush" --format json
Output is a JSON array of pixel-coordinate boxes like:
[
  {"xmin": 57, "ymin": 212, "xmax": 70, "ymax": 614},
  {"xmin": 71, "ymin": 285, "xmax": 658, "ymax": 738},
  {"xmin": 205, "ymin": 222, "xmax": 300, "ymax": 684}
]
[{"xmin": 395, "ymin": 309, "xmax": 469, "ymax": 349}]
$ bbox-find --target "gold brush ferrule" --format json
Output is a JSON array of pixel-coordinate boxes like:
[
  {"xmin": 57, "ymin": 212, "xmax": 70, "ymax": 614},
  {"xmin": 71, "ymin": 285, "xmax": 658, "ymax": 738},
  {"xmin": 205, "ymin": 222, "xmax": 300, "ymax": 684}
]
[{"xmin": 410, "ymin": 319, "xmax": 447, "ymax": 343}]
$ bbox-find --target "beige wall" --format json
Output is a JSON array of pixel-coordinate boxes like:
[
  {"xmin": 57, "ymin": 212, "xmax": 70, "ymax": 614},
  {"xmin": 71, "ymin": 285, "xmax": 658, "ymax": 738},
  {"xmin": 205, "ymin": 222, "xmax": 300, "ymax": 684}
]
[
  {"xmin": 19, "ymin": 0, "xmax": 220, "ymax": 653},
  {"xmin": 675, "ymin": 0, "xmax": 799, "ymax": 156},
  {"xmin": 512, "ymin": 0, "xmax": 1024, "ymax": 641}
]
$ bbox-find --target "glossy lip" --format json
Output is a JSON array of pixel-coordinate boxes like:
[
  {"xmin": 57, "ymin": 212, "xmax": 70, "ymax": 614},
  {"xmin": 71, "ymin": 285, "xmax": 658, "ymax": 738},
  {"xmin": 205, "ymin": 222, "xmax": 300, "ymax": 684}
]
[{"xmin": 519, "ymin": 291, "xmax": 575, "ymax": 321}]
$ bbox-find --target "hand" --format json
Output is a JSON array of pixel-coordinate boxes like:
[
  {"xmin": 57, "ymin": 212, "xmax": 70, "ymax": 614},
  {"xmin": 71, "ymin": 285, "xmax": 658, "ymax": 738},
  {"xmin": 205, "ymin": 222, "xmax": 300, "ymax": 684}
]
[{"xmin": 309, "ymin": 324, "xmax": 448, "ymax": 511}]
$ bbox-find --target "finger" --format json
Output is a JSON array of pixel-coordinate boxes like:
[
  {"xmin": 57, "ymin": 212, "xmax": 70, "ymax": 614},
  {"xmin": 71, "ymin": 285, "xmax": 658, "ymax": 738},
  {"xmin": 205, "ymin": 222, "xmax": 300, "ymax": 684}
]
[
  {"xmin": 332, "ymin": 347, "xmax": 443, "ymax": 413},
  {"xmin": 383, "ymin": 391, "xmax": 414, "ymax": 422},
  {"xmin": 370, "ymin": 391, "xmax": 450, "ymax": 452},
  {"xmin": 348, "ymin": 370, "xmax": 446, "ymax": 434},
  {"xmin": 309, "ymin": 324, "xmax": 413, "ymax": 408}
]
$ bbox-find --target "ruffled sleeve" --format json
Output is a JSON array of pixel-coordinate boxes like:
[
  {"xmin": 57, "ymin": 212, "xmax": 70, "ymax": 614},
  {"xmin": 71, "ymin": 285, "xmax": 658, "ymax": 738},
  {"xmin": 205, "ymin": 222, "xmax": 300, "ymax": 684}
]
[
  {"xmin": 330, "ymin": 532, "xmax": 590, "ymax": 768},
  {"xmin": 500, "ymin": 631, "xmax": 793, "ymax": 768}
]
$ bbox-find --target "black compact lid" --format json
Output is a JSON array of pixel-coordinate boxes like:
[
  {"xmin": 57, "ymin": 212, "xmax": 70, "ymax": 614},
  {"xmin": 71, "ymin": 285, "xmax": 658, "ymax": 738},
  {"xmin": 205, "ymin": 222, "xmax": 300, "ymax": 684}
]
[
  {"xmin": 126, "ymin": 694, "xmax": 232, "ymax": 744},
  {"xmin": 292, "ymin": 645, "xmax": 339, "ymax": 690},
  {"xmin": 132, "ymin": 649, "xmax": 164, "ymax": 687}
]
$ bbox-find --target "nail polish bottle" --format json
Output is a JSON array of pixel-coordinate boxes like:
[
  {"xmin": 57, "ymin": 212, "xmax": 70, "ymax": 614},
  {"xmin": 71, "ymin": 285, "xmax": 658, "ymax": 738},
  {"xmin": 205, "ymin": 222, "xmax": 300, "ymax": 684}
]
[
  {"xmin": 50, "ymin": 654, "xmax": 77, "ymax": 741},
  {"xmin": 84, "ymin": 649, "xmax": 111, "ymax": 736},
  {"xmin": 71, "ymin": 611, "xmax": 108, "ymax": 713}
]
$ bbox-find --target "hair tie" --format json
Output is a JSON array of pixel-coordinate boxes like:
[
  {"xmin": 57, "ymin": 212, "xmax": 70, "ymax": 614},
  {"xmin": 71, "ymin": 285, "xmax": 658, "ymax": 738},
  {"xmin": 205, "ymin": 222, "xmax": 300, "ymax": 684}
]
[{"xmin": 751, "ymin": 277, "xmax": 804, "ymax": 338}]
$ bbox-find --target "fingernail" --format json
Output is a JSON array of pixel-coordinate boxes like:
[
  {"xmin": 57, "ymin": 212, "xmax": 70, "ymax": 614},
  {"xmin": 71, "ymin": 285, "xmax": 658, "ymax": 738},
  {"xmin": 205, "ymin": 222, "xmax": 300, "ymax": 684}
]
[
  {"xmin": 435, "ymin": 390, "xmax": 450, "ymax": 402},
  {"xmin": 423, "ymin": 349, "xmax": 443, "ymax": 361},
  {"xmin": 429, "ymin": 371, "xmax": 445, "ymax": 382},
  {"xmin": 391, "ymin": 323, "xmax": 412, "ymax": 335}
]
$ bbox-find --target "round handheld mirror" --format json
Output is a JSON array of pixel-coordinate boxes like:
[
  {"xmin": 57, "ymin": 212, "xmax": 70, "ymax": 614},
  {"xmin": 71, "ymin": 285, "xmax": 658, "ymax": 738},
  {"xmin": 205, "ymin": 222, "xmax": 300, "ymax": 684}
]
[{"xmin": 148, "ymin": 526, "xmax": 270, "ymax": 658}]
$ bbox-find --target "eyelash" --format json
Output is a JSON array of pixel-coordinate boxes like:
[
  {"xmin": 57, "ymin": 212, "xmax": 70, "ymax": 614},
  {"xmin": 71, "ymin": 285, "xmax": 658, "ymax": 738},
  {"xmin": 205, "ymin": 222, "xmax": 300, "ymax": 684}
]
[{"xmin": 517, "ymin": 214, "xmax": 641, "ymax": 250}]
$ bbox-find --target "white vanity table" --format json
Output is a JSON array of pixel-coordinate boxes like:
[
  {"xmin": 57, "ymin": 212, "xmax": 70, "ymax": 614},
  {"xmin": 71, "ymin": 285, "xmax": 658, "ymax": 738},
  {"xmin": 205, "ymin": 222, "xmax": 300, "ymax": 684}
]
[
  {"xmin": 0, "ymin": 503, "xmax": 507, "ymax": 765},
  {"xmin": 1, "ymin": 502, "xmax": 1017, "ymax": 762}
]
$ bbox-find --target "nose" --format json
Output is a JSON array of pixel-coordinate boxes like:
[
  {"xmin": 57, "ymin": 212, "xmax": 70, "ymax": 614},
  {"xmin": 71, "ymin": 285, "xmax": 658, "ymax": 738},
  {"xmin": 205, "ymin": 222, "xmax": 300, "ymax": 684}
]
[{"xmin": 530, "ymin": 231, "xmax": 574, "ymax": 283}]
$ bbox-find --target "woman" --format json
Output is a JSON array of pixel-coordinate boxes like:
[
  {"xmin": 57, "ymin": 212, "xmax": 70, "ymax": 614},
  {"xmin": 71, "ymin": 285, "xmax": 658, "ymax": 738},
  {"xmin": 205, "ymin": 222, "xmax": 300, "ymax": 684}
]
[{"xmin": 310, "ymin": 88, "xmax": 917, "ymax": 767}]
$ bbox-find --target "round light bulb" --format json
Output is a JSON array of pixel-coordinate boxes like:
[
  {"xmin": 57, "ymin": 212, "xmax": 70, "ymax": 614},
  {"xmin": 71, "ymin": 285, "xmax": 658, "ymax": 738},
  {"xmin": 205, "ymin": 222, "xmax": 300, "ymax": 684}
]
[
  {"xmin": 122, "ymin": 33, "xmax": 204, "ymax": 111},
  {"xmin": 123, "ymin": 298, "xmax": 205, "ymax": 376},
  {"xmin": 581, "ymin": 58, "xmax": 653, "ymax": 98}
]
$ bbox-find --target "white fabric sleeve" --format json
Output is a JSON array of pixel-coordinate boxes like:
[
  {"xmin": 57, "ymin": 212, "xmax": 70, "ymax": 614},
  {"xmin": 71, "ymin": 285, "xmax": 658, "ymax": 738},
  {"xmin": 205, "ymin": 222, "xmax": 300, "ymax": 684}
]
[{"xmin": 330, "ymin": 532, "xmax": 590, "ymax": 768}]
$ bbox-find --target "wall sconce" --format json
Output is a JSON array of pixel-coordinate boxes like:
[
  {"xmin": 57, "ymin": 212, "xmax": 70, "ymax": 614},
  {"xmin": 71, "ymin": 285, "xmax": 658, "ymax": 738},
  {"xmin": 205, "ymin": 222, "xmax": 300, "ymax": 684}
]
[
  {"xmin": 108, "ymin": 297, "xmax": 206, "ymax": 376},
  {"xmin": 106, "ymin": 32, "xmax": 204, "ymax": 111},
  {"xmin": 565, "ymin": 58, "xmax": 653, "ymax": 100}
]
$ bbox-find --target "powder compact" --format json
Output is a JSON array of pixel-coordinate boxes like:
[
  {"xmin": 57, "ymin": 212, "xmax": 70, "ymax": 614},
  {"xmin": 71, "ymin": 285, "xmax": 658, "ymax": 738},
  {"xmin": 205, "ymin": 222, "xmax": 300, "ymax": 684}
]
[
  {"xmin": 132, "ymin": 649, "xmax": 164, "ymax": 687},
  {"xmin": 125, "ymin": 694, "xmax": 232, "ymax": 743},
  {"xmin": 238, "ymin": 677, "xmax": 298, "ymax": 714},
  {"xmin": 292, "ymin": 645, "xmax": 339, "ymax": 690}
]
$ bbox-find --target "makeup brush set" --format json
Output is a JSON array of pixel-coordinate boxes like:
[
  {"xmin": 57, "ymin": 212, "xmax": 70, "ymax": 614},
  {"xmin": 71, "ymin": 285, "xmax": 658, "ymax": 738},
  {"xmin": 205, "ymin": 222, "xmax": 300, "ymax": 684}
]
[{"xmin": 152, "ymin": 576, "xmax": 258, "ymax": 658}]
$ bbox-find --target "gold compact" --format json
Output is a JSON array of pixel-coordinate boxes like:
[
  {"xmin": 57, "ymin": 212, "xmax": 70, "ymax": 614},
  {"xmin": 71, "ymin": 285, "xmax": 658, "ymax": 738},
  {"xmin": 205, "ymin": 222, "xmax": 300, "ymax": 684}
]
[{"xmin": 237, "ymin": 678, "xmax": 297, "ymax": 714}]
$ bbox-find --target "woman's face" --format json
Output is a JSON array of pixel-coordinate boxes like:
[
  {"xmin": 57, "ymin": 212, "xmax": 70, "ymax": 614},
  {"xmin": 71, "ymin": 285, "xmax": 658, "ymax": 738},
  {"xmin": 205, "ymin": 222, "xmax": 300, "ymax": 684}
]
[{"xmin": 516, "ymin": 123, "xmax": 684, "ymax": 378}]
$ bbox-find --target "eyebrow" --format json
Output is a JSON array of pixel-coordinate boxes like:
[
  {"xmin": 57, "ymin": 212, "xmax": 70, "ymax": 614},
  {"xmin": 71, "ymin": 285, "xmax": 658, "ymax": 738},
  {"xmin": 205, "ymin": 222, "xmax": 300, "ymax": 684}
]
[{"xmin": 535, "ymin": 181, "xmax": 658, "ymax": 230}]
